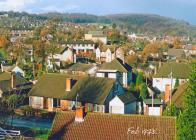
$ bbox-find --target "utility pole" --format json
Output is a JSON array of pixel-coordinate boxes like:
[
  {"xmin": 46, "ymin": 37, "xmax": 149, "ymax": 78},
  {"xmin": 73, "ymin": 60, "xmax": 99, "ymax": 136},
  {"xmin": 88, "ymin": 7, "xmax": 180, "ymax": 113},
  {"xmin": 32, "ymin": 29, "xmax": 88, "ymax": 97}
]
[
  {"xmin": 170, "ymin": 68, "xmax": 173, "ymax": 106},
  {"xmin": 76, "ymin": 93, "xmax": 79, "ymax": 107}
]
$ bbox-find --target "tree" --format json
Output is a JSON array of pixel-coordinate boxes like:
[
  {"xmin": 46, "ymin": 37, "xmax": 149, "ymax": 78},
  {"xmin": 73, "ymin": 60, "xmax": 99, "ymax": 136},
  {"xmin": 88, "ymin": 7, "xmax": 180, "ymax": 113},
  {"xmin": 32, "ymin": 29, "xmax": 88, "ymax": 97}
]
[
  {"xmin": 140, "ymin": 83, "xmax": 147, "ymax": 100},
  {"xmin": 177, "ymin": 62, "xmax": 196, "ymax": 139},
  {"xmin": 129, "ymin": 82, "xmax": 136, "ymax": 92},
  {"xmin": 7, "ymin": 94, "xmax": 19, "ymax": 126},
  {"xmin": 136, "ymin": 73, "xmax": 144, "ymax": 91},
  {"xmin": 163, "ymin": 103, "xmax": 180, "ymax": 116},
  {"xmin": 175, "ymin": 77, "xmax": 179, "ymax": 88},
  {"xmin": 173, "ymin": 38, "xmax": 182, "ymax": 49},
  {"xmin": 0, "ymin": 35, "xmax": 9, "ymax": 48},
  {"xmin": 112, "ymin": 23, "xmax": 117, "ymax": 29}
]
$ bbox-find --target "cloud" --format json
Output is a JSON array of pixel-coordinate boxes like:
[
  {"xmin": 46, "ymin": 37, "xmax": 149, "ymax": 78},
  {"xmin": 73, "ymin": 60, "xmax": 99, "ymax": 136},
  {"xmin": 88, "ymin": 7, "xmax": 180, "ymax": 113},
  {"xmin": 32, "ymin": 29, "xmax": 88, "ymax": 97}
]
[
  {"xmin": 41, "ymin": 4, "xmax": 79, "ymax": 12},
  {"xmin": 0, "ymin": 0, "xmax": 35, "ymax": 11}
]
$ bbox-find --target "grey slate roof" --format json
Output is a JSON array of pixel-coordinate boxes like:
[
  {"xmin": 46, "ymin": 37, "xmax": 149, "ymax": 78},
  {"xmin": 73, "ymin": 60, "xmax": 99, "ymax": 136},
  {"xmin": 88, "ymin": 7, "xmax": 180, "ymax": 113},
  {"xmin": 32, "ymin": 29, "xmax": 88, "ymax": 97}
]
[{"xmin": 118, "ymin": 92, "xmax": 136, "ymax": 104}]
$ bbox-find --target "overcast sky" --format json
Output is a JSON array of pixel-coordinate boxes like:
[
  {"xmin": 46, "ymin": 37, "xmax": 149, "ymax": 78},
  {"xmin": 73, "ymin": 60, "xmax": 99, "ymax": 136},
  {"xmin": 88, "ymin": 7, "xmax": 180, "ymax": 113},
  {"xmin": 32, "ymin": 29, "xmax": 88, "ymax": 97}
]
[{"xmin": 0, "ymin": 0, "xmax": 196, "ymax": 25}]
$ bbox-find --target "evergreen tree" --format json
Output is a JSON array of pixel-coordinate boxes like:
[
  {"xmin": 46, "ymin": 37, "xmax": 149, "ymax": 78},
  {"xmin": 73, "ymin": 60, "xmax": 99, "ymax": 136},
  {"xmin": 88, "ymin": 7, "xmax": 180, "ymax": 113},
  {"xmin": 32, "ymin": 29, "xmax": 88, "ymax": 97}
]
[
  {"xmin": 136, "ymin": 72, "xmax": 144, "ymax": 91},
  {"xmin": 177, "ymin": 62, "xmax": 196, "ymax": 140},
  {"xmin": 140, "ymin": 83, "xmax": 148, "ymax": 100}
]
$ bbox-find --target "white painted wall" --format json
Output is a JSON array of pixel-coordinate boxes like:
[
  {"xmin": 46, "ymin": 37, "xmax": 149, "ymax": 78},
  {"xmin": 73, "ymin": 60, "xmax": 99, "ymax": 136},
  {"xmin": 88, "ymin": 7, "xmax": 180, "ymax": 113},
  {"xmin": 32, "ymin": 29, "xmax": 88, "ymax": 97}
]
[
  {"xmin": 123, "ymin": 72, "xmax": 127, "ymax": 87},
  {"xmin": 109, "ymin": 96, "xmax": 124, "ymax": 114},
  {"xmin": 29, "ymin": 96, "xmax": 43, "ymax": 109},
  {"xmin": 106, "ymin": 49, "xmax": 112, "ymax": 62},
  {"xmin": 12, "ymin": 66, "xmax": 25, "ymax": 77},
  {"xmin": 149, "ymin": 107, "xmax": 161, "ymax": 116},
  {"xmin": 96, "ymin": 72, "xmax": 105, "ymax": 77},
  {"xmin": 108, "ymin": 73, "xmax": 117, "ymax": 78},
  {"xmin": 96, "ymin": 48, "xmax": 101, "ymax": 59}
]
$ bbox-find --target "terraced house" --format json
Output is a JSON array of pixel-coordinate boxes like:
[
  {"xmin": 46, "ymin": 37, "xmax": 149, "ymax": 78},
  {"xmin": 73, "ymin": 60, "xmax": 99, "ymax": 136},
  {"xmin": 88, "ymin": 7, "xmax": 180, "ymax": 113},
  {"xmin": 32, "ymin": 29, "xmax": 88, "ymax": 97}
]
[{"xmin": 29, "ymin": 73, "xmax": 124, "ymax": 113}]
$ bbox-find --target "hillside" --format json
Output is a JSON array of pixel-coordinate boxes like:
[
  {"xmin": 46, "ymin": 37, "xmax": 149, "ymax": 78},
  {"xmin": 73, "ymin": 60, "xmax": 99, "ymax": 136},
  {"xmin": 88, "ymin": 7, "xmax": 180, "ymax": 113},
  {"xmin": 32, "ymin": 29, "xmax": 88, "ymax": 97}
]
[{"xmin": 0, "ymin": 12, "xmax": 196, "ymax": 37}]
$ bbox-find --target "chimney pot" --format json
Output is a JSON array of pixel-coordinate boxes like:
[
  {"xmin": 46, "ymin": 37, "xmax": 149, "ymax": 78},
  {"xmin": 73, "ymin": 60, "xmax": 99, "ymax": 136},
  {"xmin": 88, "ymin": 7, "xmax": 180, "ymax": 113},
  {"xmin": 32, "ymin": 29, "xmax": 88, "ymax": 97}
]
[
  {"xmin": 75, "ymin": 106, "xmax": 84, "ymax": 122},
  {"xmin": 66, "ymin": 78, "xmax": 72, "ymax": 91},
  {"xmin": 164, "ymin": 84, "xmax": 171, "ymax": 102},
  {"xmin": 11, "ymin": 74, "xmax": 17, "ymax": 89}
]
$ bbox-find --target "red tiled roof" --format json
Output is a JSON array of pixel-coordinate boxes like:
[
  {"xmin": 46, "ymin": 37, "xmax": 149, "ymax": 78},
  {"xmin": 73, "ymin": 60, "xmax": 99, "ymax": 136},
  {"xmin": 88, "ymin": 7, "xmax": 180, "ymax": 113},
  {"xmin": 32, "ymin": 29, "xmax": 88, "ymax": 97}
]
[{"xmin": 49, "ymin": 111, "xmax": 176, "ymax": 140}]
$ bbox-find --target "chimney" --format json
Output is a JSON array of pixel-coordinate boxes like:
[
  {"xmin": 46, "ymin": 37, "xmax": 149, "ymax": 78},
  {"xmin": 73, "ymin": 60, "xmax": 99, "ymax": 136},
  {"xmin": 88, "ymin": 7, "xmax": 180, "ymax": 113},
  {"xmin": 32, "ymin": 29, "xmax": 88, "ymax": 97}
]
[
  {"xmin": 75, "ymin": 106, "xmax": 84, "ymax": 122},
  {"xmin": 11, "ymin": 74, "xmax": 17, "ymax": 89},
  {"xmin": 164, "ymin": 84, "xmax": 171, "ymax": 102},
  {"xmin": 66, "ymin": 78, "xmax": 72, "ymax": 91}
]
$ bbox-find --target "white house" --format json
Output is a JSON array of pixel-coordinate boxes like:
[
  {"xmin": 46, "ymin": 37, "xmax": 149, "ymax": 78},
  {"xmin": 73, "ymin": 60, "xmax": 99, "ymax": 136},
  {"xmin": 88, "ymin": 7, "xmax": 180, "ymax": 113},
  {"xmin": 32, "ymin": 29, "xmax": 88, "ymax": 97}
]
[
  {"xmin": 47, "ymin": 47, "xmax": 76, "ymax": 69},
  {"xmin": 85, "ymin": 31, "xmax": 107, "ymax": 45},
  {"xmin": 96, "ymin": 58, "xmax": 132, "ymax": 87},
  {"xmin": 63, "ymin": 41, "xmax": 97, "ymax": 55},
  {"xmin": 109, "ymin": 93, "xmax": 137, "ymax": 114},
  {"xmin": 153, "ymin": 62, "xmax": 190, "ymax": 92},
  {"xmin": 96, "ymin": 46, "xmax": 125, "ymax": 63},
  {"xmin": 96, "ymin": 47, "xmax": 115, "ymax": 63}
]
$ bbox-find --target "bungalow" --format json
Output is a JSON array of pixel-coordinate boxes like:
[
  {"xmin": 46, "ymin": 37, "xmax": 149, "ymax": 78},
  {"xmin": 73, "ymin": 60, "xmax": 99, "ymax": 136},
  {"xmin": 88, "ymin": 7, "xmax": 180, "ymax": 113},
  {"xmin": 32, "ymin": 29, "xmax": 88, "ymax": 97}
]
[
  {"xmin": 143, "ymin": 98, "xmax": 163, "ymax": 116},
  {"xmin": 96, "ymin": 58, "xmax": 132, "ymax": 87},
  {"xmin": 0, "ymin": 72, "xmax": 32, "ymax": 98},
  {"xmin": 49, "ymin": 111, "xmax": 176, "ymax": 140},
  {"xmin": 153, "ymin": 62, "xmax": 190, "ymax": 92},
  {"xmin": 62, "ymin": 62, "xmax": 98, "ymax": 76},
  {"xmin": 109, "ymin": 92, "xmax": 137, "ymax": 114},
  {"xmin": 29, "ymin": 74, "xmax": 124, "ymax": 112},
  {"xmin": 183, "ymin": 44, "xmax": 196, "ymax": 56},
  {"xmin": 47, "ymin": 46, "xmax": 76, "ymax": 70},
  {"xmin": 167, "ymin": 49, "xmax": 185, "ymax": 60}
]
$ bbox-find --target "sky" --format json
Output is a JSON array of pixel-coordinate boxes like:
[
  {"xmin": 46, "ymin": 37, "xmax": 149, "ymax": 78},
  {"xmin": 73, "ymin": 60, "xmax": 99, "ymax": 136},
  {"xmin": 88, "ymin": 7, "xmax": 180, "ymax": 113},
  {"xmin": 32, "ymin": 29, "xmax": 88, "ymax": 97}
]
[{"xmin": 0, "ymin": 0, "xmax": 196, "ymax": 25}]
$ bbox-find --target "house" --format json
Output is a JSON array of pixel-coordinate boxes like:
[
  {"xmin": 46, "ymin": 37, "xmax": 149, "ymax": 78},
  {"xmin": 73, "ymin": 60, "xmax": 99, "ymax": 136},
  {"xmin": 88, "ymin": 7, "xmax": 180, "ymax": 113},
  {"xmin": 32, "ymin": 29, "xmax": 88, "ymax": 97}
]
[
  {"xmin": 115, "ymin": 47, "xmax": 125, "ymax": 62},
  {"xmin": 47, "ymin": 46, "xmax": 76, "ymax": 70},
  {"xmin": 96, "ymin": 46, "xmax": 115, "ymax": 63},
  {"xmin": 183, "ymin": 44, "xmax": 196, "ymax": 56},
  {"xmin": 143, "ymin": 99, "xmax": 163, "ymax": 116},
  {"xmin": 109, "ymin": 92, "xmax": 137, "ymax": 114},
  {"xmin": 49, "ymin": 111, "xmax": 176, "ymax": 140},
  {"xmin": 29, "ymin": 74, "xmax": 124, "ymax": 112},
  {"xmin": 153, "ymin": 62, "xmax": 190, "ymax": 92},
  {"xmin": 62, "ymin": 62, "xmax": 98, "ymax": 76},
  {"xmin": 0, "ymin": 72, "xmax": 32, "ymax": 98},
  {"xmin": 96, "ymin": 46, "xmax": 125, "ymax": 63},
  {"xmin": 85, "ymin": 31, "xmax": 107, "ymax": 45},
  {"xmin": 1, "ymin": 64, "xmax": 25, "ymax": 77},
  {"xmin": 96, "ymin": 58, "xmax": 132, "ymax": 87},
  {"xmin": 62, "ymin": 40, "xmax": 97, "ymax": 56},
  {"xmin": 167, "ymin": 49, "xmax": 185, "ymax": 60}
]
